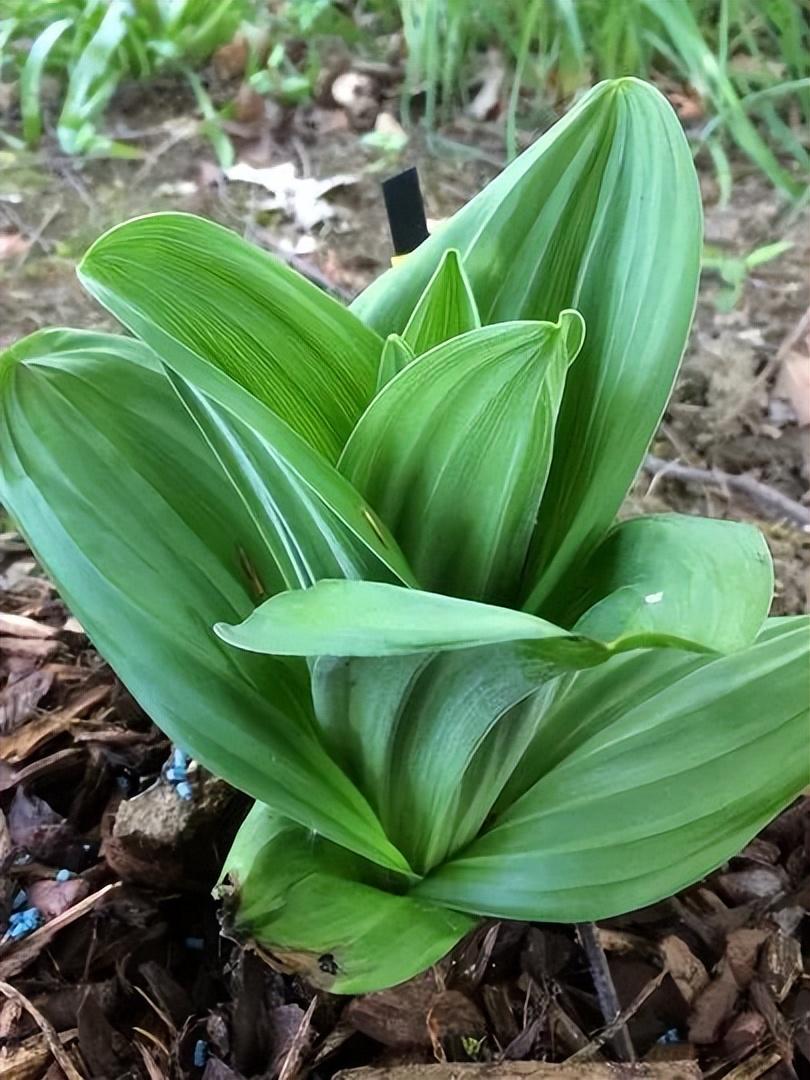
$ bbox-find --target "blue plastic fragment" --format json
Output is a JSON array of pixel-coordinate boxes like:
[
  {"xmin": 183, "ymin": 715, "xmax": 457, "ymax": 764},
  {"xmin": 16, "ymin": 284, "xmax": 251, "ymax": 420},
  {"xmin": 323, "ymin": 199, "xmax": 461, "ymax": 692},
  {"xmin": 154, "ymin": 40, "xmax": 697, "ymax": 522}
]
[
  {"xmin": 173, "ymin": 747, "xmax": 190, "ymax": 771},
  {"xmin": 658, "ymin": 1028, "xmax": 681, "ymax": 1045},
  {"xmin": 165, "ymin": 747, "xmax": 193, "ymax": 800},
  {"xmin": 55, "ymin": 868, "xmax": 74, "ymax": 882},
  {"xmin": 11, "ymin": 889, "xmax": 26, "ymax": 911},
  {"xmin": 184, "ymin": 936, "xmax": 205, "ymax": 951},
  {"xmin": 5, "ymin": 907, "xmax": 43, "ymax": 940},
  {"xmin": 193, "ymin": 1039, "xmax": 208, "ymax": 1069}
]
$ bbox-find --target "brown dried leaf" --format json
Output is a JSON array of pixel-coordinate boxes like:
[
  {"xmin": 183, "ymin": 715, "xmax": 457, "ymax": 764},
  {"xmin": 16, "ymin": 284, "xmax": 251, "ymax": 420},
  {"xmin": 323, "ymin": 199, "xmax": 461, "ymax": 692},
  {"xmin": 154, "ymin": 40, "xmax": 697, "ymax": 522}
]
[{"xmin": 0, "ymin": 669, "xmax": 54, "ymax": 735}]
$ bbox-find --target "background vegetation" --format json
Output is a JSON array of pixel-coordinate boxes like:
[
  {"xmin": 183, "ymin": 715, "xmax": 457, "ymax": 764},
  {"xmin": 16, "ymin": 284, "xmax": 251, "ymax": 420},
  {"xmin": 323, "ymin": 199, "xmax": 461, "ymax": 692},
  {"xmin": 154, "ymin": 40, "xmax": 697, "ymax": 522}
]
[{"xmin": 1, "ymin": 0, "xmax": 808, "ymax": 196}]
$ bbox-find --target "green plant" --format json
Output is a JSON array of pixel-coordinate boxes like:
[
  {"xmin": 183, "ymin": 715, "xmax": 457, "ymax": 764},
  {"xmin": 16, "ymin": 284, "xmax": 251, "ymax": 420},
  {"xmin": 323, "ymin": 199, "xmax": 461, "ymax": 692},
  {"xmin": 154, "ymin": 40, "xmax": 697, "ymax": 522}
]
[
  {"xmin": 397, "ymin": 0, "xmax": 810, "ymax": 193},
  {"xmin": 3, "ymin": 0, "xmax": 256, "ymax": 156},
  {"xmin": 702, "ymin": 237, "xmax": 793, "ymax": 310},
  {"xmin": 0, "ymin": 79, "xmax": 807, "ymax": 994}
]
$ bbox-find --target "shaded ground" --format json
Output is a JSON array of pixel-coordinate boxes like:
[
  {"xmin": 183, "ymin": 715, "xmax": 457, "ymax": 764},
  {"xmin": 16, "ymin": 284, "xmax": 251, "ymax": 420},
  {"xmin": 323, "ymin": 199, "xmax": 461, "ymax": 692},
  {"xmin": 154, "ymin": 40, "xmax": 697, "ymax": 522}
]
[{"xmin": 0, "ymin": 78, "xmax": 808, "ymax": 1080}]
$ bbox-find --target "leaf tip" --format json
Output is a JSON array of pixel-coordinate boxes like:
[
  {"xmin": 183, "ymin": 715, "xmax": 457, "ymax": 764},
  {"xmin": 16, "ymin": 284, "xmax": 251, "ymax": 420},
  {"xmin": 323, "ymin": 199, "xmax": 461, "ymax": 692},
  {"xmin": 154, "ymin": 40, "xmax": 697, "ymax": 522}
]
[{"xmin": 557, "ymin": 308, "xmax": 586, "ymax": 362}]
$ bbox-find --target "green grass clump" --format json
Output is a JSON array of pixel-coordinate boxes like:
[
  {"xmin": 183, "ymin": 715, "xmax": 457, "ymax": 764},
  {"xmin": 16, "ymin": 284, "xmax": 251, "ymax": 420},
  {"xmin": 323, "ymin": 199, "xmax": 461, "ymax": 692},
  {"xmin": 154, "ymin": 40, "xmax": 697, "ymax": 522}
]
[
  {"xmin": 0, "ymin": 0, "xmax": 258, "ymax": 156},
  {"xmin": 397, "ymin": 0, "xmax": 810, "ymax": 196}
]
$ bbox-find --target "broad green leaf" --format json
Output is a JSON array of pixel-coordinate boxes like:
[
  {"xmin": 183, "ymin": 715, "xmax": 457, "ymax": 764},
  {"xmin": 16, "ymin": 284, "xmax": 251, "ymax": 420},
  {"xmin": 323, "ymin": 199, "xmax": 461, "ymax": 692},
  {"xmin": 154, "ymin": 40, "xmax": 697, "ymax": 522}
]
[
  {"xmin": 219, "ymin": 574, "xmax": 750, "ymax": 664},
  {"xmin": 567, "ymin": 513, "xmax": 773, "ymax": 653},
  {"xmin": 164, "ymin": 360, "xmax": 416, "ymax": 591},
  {"xmin": 414, "ymin": 617, "xmax": 810, "ymax": 920},
  {"xmin": 216, "ymin": 579, "xmax": 603, "ymax": 662},
  {"xmin": 376, "ymin": 334, "xmax": 413, "ymax": 392},
  {"xmin": 351, "ymin": 79, "xmax": 702, "ymax": 612},
  {"xmin": 222, "ymin": 802, "xmax": 476, "ymax": 994},
  {"xmin": 311, "ymin": 650, "xmax": 556, "ymax": 873},
  {"xmin": 340, "ymin": 316, "xmax": 585, "ymax": 604},
  {"xmin": 0, "ymin": 330, "xmax": 408, "ymax": 875},
  {"xmin": 78, "ymin": 212, "xmax": 383, "ymax": 462},
  {"xmin": 401, "ymin": 248, "xmax": 481, "ymax": 355}
]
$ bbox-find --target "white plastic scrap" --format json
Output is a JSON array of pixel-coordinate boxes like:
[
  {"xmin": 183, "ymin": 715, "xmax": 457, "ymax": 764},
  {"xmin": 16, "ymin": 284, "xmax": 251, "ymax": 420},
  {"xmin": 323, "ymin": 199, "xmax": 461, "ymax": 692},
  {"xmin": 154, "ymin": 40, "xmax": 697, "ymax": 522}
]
[{"xmin": 225, "ymin": 161, "xmax": 357, "ymax": 231}]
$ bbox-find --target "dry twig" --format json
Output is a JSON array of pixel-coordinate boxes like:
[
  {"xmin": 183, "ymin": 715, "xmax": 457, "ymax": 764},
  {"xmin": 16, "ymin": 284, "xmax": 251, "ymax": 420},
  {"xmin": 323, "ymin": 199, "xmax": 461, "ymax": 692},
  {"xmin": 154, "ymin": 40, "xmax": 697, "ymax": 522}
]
[
  {"xmin": 576, "ymin": 923, "xmax": 636, "ymax": 1062},
  {"xmin": 644, "ymin": 454, "xmax": 810, "ymax": 530}
]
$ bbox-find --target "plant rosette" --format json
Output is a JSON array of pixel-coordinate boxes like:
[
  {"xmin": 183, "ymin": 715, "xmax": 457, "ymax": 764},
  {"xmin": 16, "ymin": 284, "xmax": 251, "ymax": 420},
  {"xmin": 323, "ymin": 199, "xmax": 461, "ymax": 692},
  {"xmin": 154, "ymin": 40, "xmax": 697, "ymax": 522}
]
[{"xmin": 1, "ymin": 78, "xmax": 807, "ymax": 995}]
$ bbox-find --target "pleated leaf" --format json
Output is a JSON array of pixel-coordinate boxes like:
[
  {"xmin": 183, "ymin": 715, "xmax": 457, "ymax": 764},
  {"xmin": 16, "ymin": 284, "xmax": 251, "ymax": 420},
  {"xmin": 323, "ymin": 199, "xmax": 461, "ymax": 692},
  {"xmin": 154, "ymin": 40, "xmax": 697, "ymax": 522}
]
[
  {"xmin": 351, "ymin": 78, "xmax": 702, "ymax": 612},
  {"xmin": 340, "ymin": 315, "xmax": 585, "ymax": 604},
  {"xmin": 0, "ymin": 330, "xmax": 408, "ymax": 875},
  {"xmin": 223, "ymin": 802, "xmax": 475, "ymax": 994},
  {"xmin": 217, "ymin": 579, "xmax": 605, "ymax": 662},
  {"xmin": 414, "ymin": 617, "xmax": 810, "ymax": 920},
  {"xmin": 163, "ymin": 359, "xmax": 416, "ymax": 592},
  {"xmin": 218, "ymin": 572, "xmax": 765, "ymax": 663},
  {"xmin": 569, "ymin": 514, "xmax": 773, "ymax": 653},
  {"xmin": 401, "ymin": 248, "xmax": 481, "ymax": 355},
  {"xmin": 311, "ymin": 651, "xmax": 557, "ymax": 873},
  {"xmin": 376, "ymin": 334, "xmax": 413, "ymax": 392},
  {"xmin": 78, "ymin": 212, "xmax": 383, "ymax": 462}
]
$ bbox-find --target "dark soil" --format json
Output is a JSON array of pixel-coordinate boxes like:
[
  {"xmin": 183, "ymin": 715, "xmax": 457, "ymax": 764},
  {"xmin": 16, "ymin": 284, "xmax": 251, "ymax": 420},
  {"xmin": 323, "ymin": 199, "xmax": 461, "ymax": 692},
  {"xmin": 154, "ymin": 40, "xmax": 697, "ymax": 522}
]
[{"xmin": 0, "ymin": 77, "xmax": 808, "ymax": 1080}]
